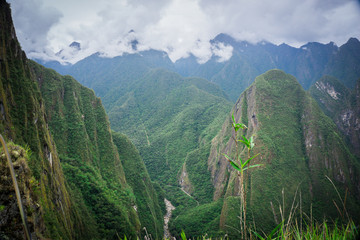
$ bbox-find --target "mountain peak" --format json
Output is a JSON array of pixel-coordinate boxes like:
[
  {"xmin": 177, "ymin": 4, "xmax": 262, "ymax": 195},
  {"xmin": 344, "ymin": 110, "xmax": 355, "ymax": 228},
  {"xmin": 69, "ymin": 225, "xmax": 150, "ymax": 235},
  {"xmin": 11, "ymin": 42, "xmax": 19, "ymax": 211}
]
[
  {"xmin": 346, "ymin": 37, "xmax": 360, "ymax": 45},
  {"xmin": 69, "ymin": 41, "xmax": 81, "ymax": 50}
]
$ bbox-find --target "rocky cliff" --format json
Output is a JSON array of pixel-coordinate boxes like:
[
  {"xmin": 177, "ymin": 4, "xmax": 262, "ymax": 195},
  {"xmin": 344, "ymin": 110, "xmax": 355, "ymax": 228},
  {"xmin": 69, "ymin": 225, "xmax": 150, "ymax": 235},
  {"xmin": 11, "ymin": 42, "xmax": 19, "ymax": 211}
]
[
  {"xmin": 310, "ymin": 76, "xmax": 360, "ymax": 157},
  {"xmin": 208, "ymin": 70, "xmax": 360, "ymax": 236}
]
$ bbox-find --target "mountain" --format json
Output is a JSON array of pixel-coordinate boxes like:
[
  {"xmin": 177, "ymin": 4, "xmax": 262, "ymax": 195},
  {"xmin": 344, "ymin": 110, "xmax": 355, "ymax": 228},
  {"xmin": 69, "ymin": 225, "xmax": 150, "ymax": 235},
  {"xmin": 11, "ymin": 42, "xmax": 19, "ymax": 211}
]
[
  {"xmin": 106, "ymin": 68, "xmax": 232, "ymax": 196},
  {"xmin": 103, "ymin": 68, "xmax": 233, "ymax": 236},
  {"xmin": 38, "ymin": 34, "xmax": 360, "ymax": 103},
  {"xmin": 1, "ymin": 1, "xmax": 163, "ymax": 238},
  {"xmin": 112, "ymin": 132, "xmax": 166, "ymax": 239},
  {"xmin": 41, "ymin": 50, "xmax": 175, "ymax": 98},
  {"xmin": 174, "ymin": 34, "xmax": 349, "ymax": 101},
  {"xmin": 30, "ymin": 59, "xmax": 165, "ymax": 239},
  {"xmin": 310, "ymin": 76, "xmax": 360, "ymax": 157},
  {"xmin": 208, "ymin": 70, "xmax": 360, "ymax": 237},
  {"xmin": 0, "ymin": 1, "xmax": 76, "ymax": 238},
  {"xmin": 324, "ymin": 38, "xmax": 360, "ymax": 88}
]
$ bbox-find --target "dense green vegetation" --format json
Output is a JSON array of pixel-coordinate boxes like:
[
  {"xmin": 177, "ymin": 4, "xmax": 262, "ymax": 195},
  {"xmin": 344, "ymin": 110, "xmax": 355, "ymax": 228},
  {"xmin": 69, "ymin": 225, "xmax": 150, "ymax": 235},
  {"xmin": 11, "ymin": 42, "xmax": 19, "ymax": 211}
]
[
  {"xmin": 112, "ymin": 132, "xmax": 164, "ymax": 239},
  {"xmin": 106, "ymin": 69, "xmax": 232, "ymax": 194},
  {"xmin": 29, "ymin": 62, "xmax": 140, "ymax": 239},
  {"xmin": 0, "ymin": 1, "xmax": 79, "ymax": 238},
  {"xmin": 169, "ymin": 199, "xmax": 224, "ymax": 239},
  {"xmin": 309, "ymin": 76, "xmax": 360, "ymax": 157},
  {"xmin": 29, "ymin": 61, "xmax": 169, "ymax": 239},
  {"xmin": 209, "ymin": 70, "xmax": 360, "ymax": 238}
]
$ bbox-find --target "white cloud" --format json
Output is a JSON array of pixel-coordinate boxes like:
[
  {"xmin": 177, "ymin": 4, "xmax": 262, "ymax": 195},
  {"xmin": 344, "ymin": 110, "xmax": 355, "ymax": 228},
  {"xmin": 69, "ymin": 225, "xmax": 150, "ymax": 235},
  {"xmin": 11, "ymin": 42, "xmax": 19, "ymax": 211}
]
[
  {"xmin": 7, "ymin": 0, "xmax": 360, "ymax": 64},
  {"xmin": 212, "ymin": 43, "xmax": 233, "ymax": 63},
  {"xmin": 8, "ymin": 0, "xmax": 62, "ymax": 55}
]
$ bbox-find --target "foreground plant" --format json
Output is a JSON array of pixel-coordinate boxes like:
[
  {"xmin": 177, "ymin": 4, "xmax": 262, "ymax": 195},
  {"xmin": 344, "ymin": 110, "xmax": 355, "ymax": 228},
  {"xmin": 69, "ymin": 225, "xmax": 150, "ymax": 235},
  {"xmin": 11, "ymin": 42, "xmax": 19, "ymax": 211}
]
[{"xmin": 223, "ymin": 113, "xmax": 262, "ymax": 239}]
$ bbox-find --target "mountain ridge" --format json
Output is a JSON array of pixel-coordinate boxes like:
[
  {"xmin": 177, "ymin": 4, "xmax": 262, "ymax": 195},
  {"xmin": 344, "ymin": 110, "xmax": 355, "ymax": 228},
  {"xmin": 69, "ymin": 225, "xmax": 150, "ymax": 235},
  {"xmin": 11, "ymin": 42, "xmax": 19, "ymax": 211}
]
[
  {"xmin": 38, "ymin": 35, "xmax": 360, "ymax": 102},
  {"xmin": 208, "ymin": 69, "xmax": 360, "ymax": 237}
]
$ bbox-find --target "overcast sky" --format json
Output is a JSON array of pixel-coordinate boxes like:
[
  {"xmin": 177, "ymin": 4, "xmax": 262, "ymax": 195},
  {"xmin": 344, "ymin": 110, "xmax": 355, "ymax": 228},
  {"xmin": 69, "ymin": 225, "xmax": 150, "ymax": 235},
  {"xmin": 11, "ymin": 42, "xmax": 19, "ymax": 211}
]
[{"xmin": 7, "ymin": 0, "xmax": 360, "ymax": 64}]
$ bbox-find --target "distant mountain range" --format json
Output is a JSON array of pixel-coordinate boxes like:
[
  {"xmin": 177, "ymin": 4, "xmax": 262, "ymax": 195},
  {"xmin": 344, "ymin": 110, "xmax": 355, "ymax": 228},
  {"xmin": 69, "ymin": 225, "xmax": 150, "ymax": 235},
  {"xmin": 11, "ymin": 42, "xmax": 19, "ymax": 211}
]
[{"xmin": 37, "ymin": 34, "xmax": 360, "ymax": 102}]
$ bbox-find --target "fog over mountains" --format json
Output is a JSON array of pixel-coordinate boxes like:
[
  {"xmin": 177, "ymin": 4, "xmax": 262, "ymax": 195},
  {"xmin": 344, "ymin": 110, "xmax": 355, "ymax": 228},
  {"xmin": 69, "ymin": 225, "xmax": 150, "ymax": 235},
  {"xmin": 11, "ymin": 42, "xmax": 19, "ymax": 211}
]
[
  {"xmin": 38, "ymin": 34, "xmax": 360, "ymax": 101},
  {"xmin": 8, "ymin": 0, "xmax": 360, "ymax": 64}
]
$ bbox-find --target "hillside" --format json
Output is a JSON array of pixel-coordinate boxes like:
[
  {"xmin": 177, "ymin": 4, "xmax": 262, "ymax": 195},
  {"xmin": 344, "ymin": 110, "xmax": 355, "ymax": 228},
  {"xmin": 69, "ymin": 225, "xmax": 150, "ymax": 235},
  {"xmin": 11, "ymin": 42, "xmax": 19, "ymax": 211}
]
[
  {"xmin": 1, "ymin": 1, "xmax": 164, "ymax": 238},
  {"xmin": 208, "ymin": 70, "xmax": 360, "ymax": 237},
  {"xmin": 107, "ymin": 68, "xmax": 232, "ymax": 199},
  {"xmin": 310, "ymin": 76, "xmax": 360, "ymax": 157},
  {"xmin": 0, "ymin": 1, "xmax": 76, "ymax": 238},
  {"xmin": 112, "ymin": 132, "xmax": 166, "ymax": 239},
  {"xmin": 30, "ymin": 61, "xmax": 165, "ymax": 239}
]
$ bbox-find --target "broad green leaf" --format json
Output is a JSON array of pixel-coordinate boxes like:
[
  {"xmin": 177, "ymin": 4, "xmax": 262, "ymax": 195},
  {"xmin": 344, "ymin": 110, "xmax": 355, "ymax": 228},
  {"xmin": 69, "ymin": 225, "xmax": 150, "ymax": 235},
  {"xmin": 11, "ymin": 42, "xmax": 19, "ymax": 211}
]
[
  {"xmin": 238, "ymin": 135, "xmax": 251, "ymax": 148},
  {"xmin": 181, "ymin": 230, "xmax": 187, "ymax": 240},
  {"xmin": 243, "ymin": 164, "xmax": 262, "ymax": 172},
  {"xmin": 238, "ymin": 139, "xmax": 250, "ymax": 148},
  {"xmin": 229, "ymin": 160, "xmax": 241, "ymax": 172},
  {"xmin": 241, "ymin": 153, "xmax": 260, "ymax": 168},
  {"xmin": 232, "ymin": 113, "xmax": 247, "ymax": 131},
  {"xmin": 223, "ymin": 154, "xmax": 241, "ymax": 172}
]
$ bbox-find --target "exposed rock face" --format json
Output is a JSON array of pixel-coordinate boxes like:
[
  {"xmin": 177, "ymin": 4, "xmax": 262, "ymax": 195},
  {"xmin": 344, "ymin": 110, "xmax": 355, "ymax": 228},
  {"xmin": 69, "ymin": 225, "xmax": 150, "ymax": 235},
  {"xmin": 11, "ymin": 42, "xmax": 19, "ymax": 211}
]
[
  {"xmin": 310, "ymin": 76, "xmax": 360, "ymax": 157},
  {"xmin": 208, "ymin": 84, "xmax": 258, "ymax": 200},
  {"xmin": 315, "ymin": 81, "xmax": 341, "ymax": 100},
  {"xmin": 163, "ymin": 198, "xmax": 175, "ymax": 240}
]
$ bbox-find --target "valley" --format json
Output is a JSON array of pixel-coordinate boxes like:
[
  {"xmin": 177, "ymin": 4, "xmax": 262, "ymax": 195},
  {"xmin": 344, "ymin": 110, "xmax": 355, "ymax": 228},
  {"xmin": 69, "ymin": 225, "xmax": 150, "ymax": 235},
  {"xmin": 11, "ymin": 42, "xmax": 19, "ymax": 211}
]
[{"xmin": 1, "ymin": 0, "xmax": 360, "ymax": 239}]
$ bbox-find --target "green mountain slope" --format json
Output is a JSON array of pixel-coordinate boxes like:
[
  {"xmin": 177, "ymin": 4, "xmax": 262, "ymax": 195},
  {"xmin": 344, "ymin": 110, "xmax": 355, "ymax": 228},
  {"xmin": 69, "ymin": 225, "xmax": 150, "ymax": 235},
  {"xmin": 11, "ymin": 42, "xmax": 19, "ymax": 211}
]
[
  {"xmin": 107, "ymin": 69, "xmax": 231, "ymax": 191},
  {"xmin": 0, "ymin": 1, "xmax": 77, "ymax": 238},
  {"xmin": 310, "ymin": 76, "xmax": 360, "ymax": 157},
  {"xmin": 105, "ymin": 69, "xmax": 232, "ymax": 235},
  {"xmin": 42, "ymin": 50, "xmax": 175, "ymax": 99},
  {"xmin": 112, "ymin": 132, "xmax": 165, "ymax": 239},
  {"xmin": 30, "ymin": 61, "xmax": 165, "ymax": 239},
  {"xmin": 208, "ymin": 70, "xmax": 360, "ymax": 237}
]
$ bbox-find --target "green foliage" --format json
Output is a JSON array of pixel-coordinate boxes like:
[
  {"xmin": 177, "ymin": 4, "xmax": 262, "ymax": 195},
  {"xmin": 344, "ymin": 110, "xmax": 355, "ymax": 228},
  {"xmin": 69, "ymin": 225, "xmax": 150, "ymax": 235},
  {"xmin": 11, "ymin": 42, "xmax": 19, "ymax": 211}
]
[
  {"xmin": 183, "ymin": 145, "xmax": 215, "ymax": 203},
  {"xmin": 112, "ymin": 132, "xmax": 164, "ymax": 239},
  {"xmin": 30, "ymin": 61, "xmax": 142, "ymax": 239},
  {"xmin": 170, "ymin": 200, "xmax": 224, "ymax": 239},
  {"xmin": 216, "ymin": 69, "xmax": 360, "ymax": 238},
  {"xmin": 61, "ymin": 157, "xmax": 138, "ymax": 239},
  {"xmin": 0, "ymin": 3, "xmax": 80, "ymax": 238}
]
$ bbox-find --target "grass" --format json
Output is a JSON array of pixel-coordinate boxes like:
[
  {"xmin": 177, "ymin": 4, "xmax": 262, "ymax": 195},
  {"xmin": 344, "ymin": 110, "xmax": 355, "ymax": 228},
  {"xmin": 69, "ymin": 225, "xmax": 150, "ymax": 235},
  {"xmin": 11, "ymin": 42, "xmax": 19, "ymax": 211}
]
[{"xmin": 118, "ymin": 220, "xmax": 358, "ymax": 240}]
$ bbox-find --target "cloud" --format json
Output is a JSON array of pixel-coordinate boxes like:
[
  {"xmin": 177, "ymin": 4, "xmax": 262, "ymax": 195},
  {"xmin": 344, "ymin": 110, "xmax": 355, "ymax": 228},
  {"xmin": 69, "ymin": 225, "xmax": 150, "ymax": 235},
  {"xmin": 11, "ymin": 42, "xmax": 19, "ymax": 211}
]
[
  {"xmin": 8, "ymin": 0, "xmax": 62, "ymax": 57},
  {"xmin": 8, "ymin": 0, "xmax": 360, "ymax": 64}
]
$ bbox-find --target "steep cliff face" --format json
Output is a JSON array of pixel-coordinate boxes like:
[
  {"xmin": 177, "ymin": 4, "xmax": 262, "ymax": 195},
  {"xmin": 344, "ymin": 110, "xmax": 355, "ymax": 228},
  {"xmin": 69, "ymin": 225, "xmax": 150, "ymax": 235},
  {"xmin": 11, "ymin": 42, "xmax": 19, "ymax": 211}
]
[
  {"xmin": 0, "ymin": 1, "xmax": 75, "ymax": 238},
  {"xmin": 310, "ymin": 76, "xmax": 360, "ymax": 157},
  {"xmin": 1, "ymin": 1, "xmax": 160, "ymax": 238},
  {"xmin": 29, "ymin": 62, "xmax": 143, "ymax": 239},
  {"xmin": 208, "ymin": 70, "xmax": 360, "ymax": 236}
]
